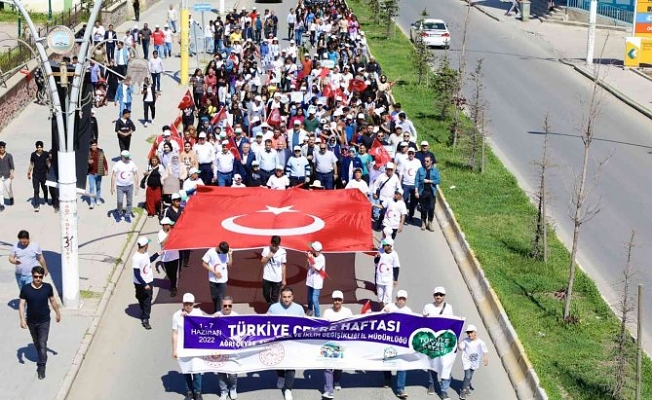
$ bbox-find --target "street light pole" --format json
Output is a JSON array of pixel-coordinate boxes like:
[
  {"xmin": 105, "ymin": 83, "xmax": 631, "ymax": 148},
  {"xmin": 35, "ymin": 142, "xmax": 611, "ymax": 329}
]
[
  {"xmin": 586, "ymin": 0, "xmax": 597, "ymax": 65},
  {"xmin": 11, "ymin": 0, "xmax": 104, "ymax": 309},
  {"xmin": 47, "ymin": 0, "xmax": 52, "ymax": 21}
]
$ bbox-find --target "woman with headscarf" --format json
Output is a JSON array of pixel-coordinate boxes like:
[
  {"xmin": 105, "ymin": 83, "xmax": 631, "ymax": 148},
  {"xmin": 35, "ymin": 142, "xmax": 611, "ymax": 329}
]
[{"xmin": 144, "ymin": 155, "xmax": 167, "ymax": 217}]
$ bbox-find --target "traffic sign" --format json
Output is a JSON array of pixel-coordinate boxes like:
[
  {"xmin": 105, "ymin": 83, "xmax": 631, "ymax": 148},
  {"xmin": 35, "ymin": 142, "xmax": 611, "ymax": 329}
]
[{"xmin": 192, "ymin": 3, "xmax": 212, "ymax": 12}]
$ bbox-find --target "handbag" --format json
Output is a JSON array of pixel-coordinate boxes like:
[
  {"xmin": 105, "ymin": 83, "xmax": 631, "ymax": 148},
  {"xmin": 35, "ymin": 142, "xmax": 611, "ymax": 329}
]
[{"xmin": 139, "ymin": 175, "xmax": 147, "ymax": 189}]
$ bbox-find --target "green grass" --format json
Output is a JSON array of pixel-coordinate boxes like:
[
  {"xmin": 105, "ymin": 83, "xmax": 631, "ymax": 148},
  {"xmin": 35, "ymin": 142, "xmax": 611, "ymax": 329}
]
[
  {"xmin": 80, "ymin": 289, "xmax": 101, "ymax": 299},
  {"xmin": 348, "ymin": 1, "xmax": 652, "ymax": 399},
  {"xmin": 0, "ymin": 9, "xmax": 54, "ymax": 24}
]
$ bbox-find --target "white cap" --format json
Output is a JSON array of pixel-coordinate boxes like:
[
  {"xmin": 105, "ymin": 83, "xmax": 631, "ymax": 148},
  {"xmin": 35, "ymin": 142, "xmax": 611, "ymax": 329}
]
[
  {"xmin": 385, "ymin": 162, "xmax": 395, "ymax": 169},
  {"xmin": 311, "ymin": 241, "xmax": 323, "ymax": 251},
  {"xmin": 182, "ymin": 293, "xmax": 195, "ymax": 303},
  {"xmin": 189, "ymin": 167, "xmax": 199, "ymax": 175},
  {"xmin": 290, "ymin": 39, "xmax": 295, "ymax": 43},
  {"xmin": 171, "ymin": 193, "xmax": 181, "ymax": 200},
  {"xmin": 121, "ymin": 150, "xmax": 131, "ymax": 158},
  {"xmin": 221, "ymin": 139, "xmax": 229, "ymax": 145},
  {"xmin": 137, "ymin": 236, "xmax": 150, "ymax": 247},
  {"xmin": 407, "ymin": 147, "xmax": 416, "ymax": 153},
  {"xmin": 382, "ymin": 238, "xmax": 394, "ymax": 246},
  {"xmin": 421, "ymin": 140, "xmax": 429, "ymax": 146},
  {"xmin": 294, "ymin": 120, "xmax": 302, "ymax": 125},
  {"xmin": 255, "ymin": 95, "xmax": 262, "ymax": 101},
  {"xmin": 162, "ymin": 130, "xmax": 171, "ymax": 136},
  {"xmin": 332, "ymin": 290, "xmax": 344, "ymax": 299},
  {"xmin": 357, "ymin": 113, "xmax": 365, "ymax": 119},
  {"xmin": 433, "ymin": 286, "xmax": 447, "ymax": 295},
  {"xmin": 275, "ymin": 164, "xmax": 284, "ymax": 170},
  {"xmin": 155, "ymin": 24, "xmax": 160, "ymax": 28},
  {"xmin": 466, "ymin": 324, "xmax": 478, "ymax": 332},
  {"xmin": 311, "ymin": 180, "xmax": 323, "ymax": 188},
  {"xmin": 395, "ymin": 187, "xmax": 404, "ymax": 195},
  {"xmin": 396, "ymin": 290, "xmax": 408, "ymax": 298},
  {"xmin": 198, "ymin": 132, "xmax": 207, "ymax": 138},
  {"xmin": 399, "ymin": 141, "xmax": 408, "ymax": 146},
  {"xmin": 160, "ymin": 217, "xmax": 174, "ymax": 225},
  {"xmin": 234, "ymin": 173, "xmax": 242, "ymax": 180},
  {"xmin": 293, "ymin": 145, "xmax": 302, "ymax": 151},
  {"xmin": 308, "ymin": 109, "xmax": 316, "ymax": 114},
  {"xmin": 235, "ymin": 127, "xmax": 243, "ymax": 133}
]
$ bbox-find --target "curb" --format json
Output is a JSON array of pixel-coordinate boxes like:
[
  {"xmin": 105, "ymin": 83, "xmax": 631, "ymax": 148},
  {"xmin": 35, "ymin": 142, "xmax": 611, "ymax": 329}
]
[
  {"xmin": 469, "ymin": 1, "xmax": 502, "ymax": 22},
  {"xmin": 559, "ymin": 58, "xmax": 652, "ymax": 121},
  {"xmin": 54, "ymin": 214, "xmax": 148, "ymax": 400},
  {"xmin": 434, "ymin": 189, "xmax": 548, "ymax": 400}
]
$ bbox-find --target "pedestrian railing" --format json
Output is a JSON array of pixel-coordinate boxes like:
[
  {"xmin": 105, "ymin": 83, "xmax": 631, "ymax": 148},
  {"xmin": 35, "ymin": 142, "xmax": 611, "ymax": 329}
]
[{"xmin": 565, "ymin": 0, "xmax": 634, "ymax": 24}]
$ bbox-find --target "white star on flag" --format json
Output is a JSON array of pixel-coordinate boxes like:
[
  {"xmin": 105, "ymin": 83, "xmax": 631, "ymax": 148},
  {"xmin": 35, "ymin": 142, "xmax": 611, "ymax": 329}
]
[{"xmin": 258, "ymin": 206, "xmax": 298, "ymax": 215}]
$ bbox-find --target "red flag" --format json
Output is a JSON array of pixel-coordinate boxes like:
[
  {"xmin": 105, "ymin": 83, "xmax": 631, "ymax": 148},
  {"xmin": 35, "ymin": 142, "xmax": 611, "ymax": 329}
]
[
  {"xmin": 211, "ymin": 107, "xmax": 228, "ymax": 125},
  {"xmin": 20, "ymin": 68, "xmax": 32, "ymax": 81},
  {"xmin": 370, "ymin": 139, "xmax": 391, "ymax": 168},
  {"xmin": 308, "ymin": 252, "xmax": 330, "ymax": 280},
  {"xmin": 323, "ymin": 85, "xmax": 334, "ymax": 98},
  {"xmin": 267, "ymin": 108, "xmax": 282, "ymax": 127},
  {"xmin": 164, "ymin": 186, "xmax": 373, "ymax": 252},
  {"xmin": 227, "ymin": 136, "xmax": 241, "ymax": 161},
  {"xmin": 361, "ymin": 300, "xmax": 372, "ymax": 314},
  {"xmin": 349, "ymin": 79, "xmax": 367, "ymax": 93},
  {"xmin": 177, "ymin": 89, "xmax": 195, "ymax": 109},
  {"xmin": 319, "ymin": 67, "xmax": 331, "ymax": 79},
  {"xmin": 225, "ymin": 123, "xmax": 235, "ymax": 137}
]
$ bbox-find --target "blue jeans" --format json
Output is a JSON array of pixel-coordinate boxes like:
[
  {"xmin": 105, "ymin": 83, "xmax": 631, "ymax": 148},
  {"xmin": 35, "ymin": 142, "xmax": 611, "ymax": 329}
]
[
  {"xmin": 396, "ymin": 370, "xmax": 407, "ymax": 394},
  {"xmin": 402, "ymin": 183, "xmax": 416, "ymax": 216},
  {"xmin": 218, "ymin": 373, "xmax": 237, "ymax": 394},
  {"xmin": 88, "ymin": 174, "xmax": 103, "ymax": 205},
  {"xmin": 151, "ymin": 72, "xmax": 161, "ymax": 92},
  {"xmin": 316, "ymin": 171, "xmax": 334, "ymax": 189},
  {"xmin": 295, "ymin": 28, "xmax": 303, "ymax": 45},
  {"xmin": 323, "ymin": 369, "xmax": 342, "ymax": 394},
  {"xmin": 462, "ymin": 368, "xmax": 475, "ymax": 391},
  {"xmin": 217, "ymin": 171, "xmax": 233, "ymax": 187},
  {"xmin": 307, "ymin": 286, "xmax": 321, "ymax": 317},
  {"xmin": 184, "ymin": 373, "xmax": 202, "ymax": 393},
  {"xmin": 116, "ymin": 184, "xmax": 134, "ymax": 215},
  {"xmin": 16, "ymin": 273, "xmax": 32, "ymax": 291},
  {"xmin": 169, "ymin": 20, "xmax": 177, "ymax": 33},
  {"xmin": 155, "ymin": 44, "xmax": 165, "ymax": 58},
  {"xmin": 428, "ymin": 370, "xmax": 451, "ymax": 396},
  {"xmin": 164, "ymin": 42, "xmax": 172, "ymax": 58},
  {"xmin": 205, "ymin": 37, "xmax": 214, "ymax": 54},
  {"xmin": 198, "ymin": 163, "xmax": 214, "ymax": 186}
]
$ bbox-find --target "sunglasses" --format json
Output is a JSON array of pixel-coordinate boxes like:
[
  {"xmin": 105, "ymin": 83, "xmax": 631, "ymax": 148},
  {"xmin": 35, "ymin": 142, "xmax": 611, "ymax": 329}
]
[
  {"xmin": 222, "ymin": 304, "xmax": 233, "ymax": 308},
  {"xmin": 333, "ymin": 298, "xmax": 343, "ymax": 302},
  {"xmin": 397, "ymin": 297, "xmax": 407, "ymax": 300},
  {"xmin": 434, "ymin": 293, "xmax": 445, "ymax": 297},
  {"xmin": 32, "ymin": 275, "xmax": 43, "ymax": 279}
]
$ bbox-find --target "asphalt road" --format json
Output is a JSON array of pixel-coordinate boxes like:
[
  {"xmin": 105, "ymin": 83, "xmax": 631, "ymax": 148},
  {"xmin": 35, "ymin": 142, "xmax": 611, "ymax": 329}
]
[
  {"xmin": 64, "ymin": 1, "xmax": 519, "ymax": 399},
  {"xmin": 395, "ymin": 2, "xmax": 652, "ymax": 349}
]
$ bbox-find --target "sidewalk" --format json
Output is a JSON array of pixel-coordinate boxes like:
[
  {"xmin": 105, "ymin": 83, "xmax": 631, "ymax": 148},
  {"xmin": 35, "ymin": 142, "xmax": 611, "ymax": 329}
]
[
  {"xmin": 471, "ymin": 0, "xmax": 652, "ymax": 121},
  {"xmin": 0, "ymin": 1, "xmax": 196, "ymax": 399}
]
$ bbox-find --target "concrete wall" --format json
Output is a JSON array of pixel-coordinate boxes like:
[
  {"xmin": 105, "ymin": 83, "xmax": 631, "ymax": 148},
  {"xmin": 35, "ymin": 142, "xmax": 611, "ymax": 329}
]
[
  {"xmin": 21, "ymin": 0, "xmax": 77, "ymax": 13},
  {"xmin": 0, "ymin": 59, "xmax": 37, "ymax": 133}
]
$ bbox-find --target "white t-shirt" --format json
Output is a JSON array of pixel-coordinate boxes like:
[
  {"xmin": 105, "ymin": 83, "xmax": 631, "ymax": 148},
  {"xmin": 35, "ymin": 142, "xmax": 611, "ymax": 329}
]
[
  {"xmin": 460, "ymin": 337, "xmax": 488, "ymax": 370},
  {"xmin": 323, "ymin": 306, "xmax": 353, "ymax": 322},
  {"xmin": 375, "ymin": 249, "xmax": 400, "ymax": 285},
  {"xmin": 215, "ymin": 310, "xmax": 239, "ymax": 316},
  {"xmin": 202, "ymin": 247, "xmax": 229, "ymax": 283},
  {"xmin": 267, "ymin": 174, "xmax": 289, "ymax": 190},
  {"xmin": 382, "ymin": 199, "xmax": 407, "ymax": 229},
  {"xmin": 132, "ymin": 251, "xmax": 153, "ymax": 284},
  {"xmin": 172, "ymin": 307, "xmax": 203, "ymax": 353},
  {"xmin": 422, "ymin": 302, "xmax": 455, "ymax": 317},
  {"xmin": 345, "ymin": 179, "xmax": 370, "ymax": 195},
  {"xmin": 157, "ymin": 229, "xmax": 179, "ymax": 262},
  {"xmin": 262, "ymin": 246, "xmax": 287, "ymax": 282},
  {"xmin": 113, "ymin": 160, "xmax": 138, "ymax": 187},
  {"xmin": 373, "ymin": 173, "xmax": 400, "ymax": 201},
  {"xmin": 182, "ymin": 177, "xmax": 204, "ymax": 192},
  {"xmin": 306, "ymin": 253, "xmax": 325, "ymax": 290},
  {"xmin": 399, "ymin": 158, "xmax": 422, "ymax": 186}
]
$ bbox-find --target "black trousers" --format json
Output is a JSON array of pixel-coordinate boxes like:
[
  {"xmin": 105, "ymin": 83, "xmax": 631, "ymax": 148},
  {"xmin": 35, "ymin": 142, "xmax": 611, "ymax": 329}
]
[
  {"xmin": 27, "ymin": 320, "xmax": 50, "ymax": 367},
  {"xmin": 117, "ymin": 133, "xmax": 132, "ymax": 152},
  {"xmin": 209, "ymin": 281, "xmax": 227, "ymax": 313},
  {"xmin": 164, "ymin": 259, "xmax": 179, "ymax": 289},
  {"xmin": 277, "ymin": 369, "xmax": 296, "ymax": 389},
  {"xmin": 143, "ymin": 101, "xmax": 156, "ymax": 121},
  {"xmin": 32, "ymin": 176, "xmax": 48, "ymax": 207},
  {"xmin": 134, "ymin": 283, "xmax": 152, "ymax": 321},
  {"xmin": 262, "ymin": 279, "xmax": 282, "ymax": 305},
  {"xmin": 420, "ymin": 191, "xmax": 436, "ymax": 222}
]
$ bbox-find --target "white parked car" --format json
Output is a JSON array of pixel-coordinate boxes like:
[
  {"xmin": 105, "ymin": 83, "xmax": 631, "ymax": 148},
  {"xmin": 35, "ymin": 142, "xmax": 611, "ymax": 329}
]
[{"xmin": 410, "ymin": 18, "xmax": 451, "ymax": 49}]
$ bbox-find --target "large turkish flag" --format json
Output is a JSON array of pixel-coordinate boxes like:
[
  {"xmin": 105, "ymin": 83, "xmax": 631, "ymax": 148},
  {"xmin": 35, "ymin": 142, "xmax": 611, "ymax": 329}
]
[{"xmin": 164, "ymin": 186, "xmax": 373, "ymax": 252}]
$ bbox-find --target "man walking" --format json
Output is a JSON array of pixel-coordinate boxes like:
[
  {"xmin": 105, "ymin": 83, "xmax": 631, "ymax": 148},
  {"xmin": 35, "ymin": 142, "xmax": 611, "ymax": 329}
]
[
  {"xmin": 285, "ymin": 145, "xmax": 310, "ymax": 187},
  {"xmin": 27, "ymin": 141, "xmax": 50, "ymax": 212},
  {"xmin": 423, "ymin": 286, "xmax": 454, "ymax": 397},
  {"xmin": 398, "ymin": 147, "xmax": 421, "ymax": 222},
  {"xmin": 415, "ymin": 155, "xmax": 440, "ymax": 231},
  {"xmin": 132, "ymin": 236, "xmax": 160, "ymax": 329},
  {"xmin": 87, "ymin": 139, "xmax": 108, "ymax": 209},
  {"xmin": 267, "ymin": 286, "xmax": 305, "ymax": 400},
  {"xmin": 378, "ymin": 188, "xmax": 407, "ymax": 240},
  {"xmin": 322, "ymin": 290, "xmax": 352, "ymax": 399},
  {"xmin": 305, "ymin": 241, "xmax": 325, "ymax": 317},
  {"xmin": 314, "ymin": 141, "xmax": 338, "ymax": 190},
  {"xmin": 383, "ymin": 289, "xmax": 412, "ymax": 397},
  {"xmin": 372, "ymin": 162, "xmax": 400, "ymax": 229},
  {"xmin": 111, "ymin": 150, "xmax": 139, "ymax": 223},
  {"xmin": 0, "ymin": 140, "xmax": 15, "ymax": 210},
  {"xmin": 139, "ymin": 23, "xmax": 152, "ymax": 59},
  {"xmin": 18, "ymin": 265, "xmax": 60, "ymax": 380},
  {"xmin": 10, "ymin": 230, "xmax": 48, "ymax": 291},
  {"xmin": 261, "ymin": 235, "xmax": 287, "ymax": 305},
  {"xmin": 201, "ymin": 241, "xmax": 233, "ymax": 312},
  {"xmin": 374, "ymin": 238, "xmax": 400, "ymax": 306},
  {"xmin": 172, "ymin": 292, "xmax": 204, "ymax": 400},
  {"xmin": 215, "ymin": 296, "xmax": 239, "ymax": 400},
  {"xmin": 115, "ymin": 108, "xmax": 136, "ymax": 152},
  {"xmin": 158, "ymin": 217, "xmax": 180, "ymax": 297},
  {"xmin": 214, "ymin": 141, "xmax": 235, "ymax": 187}
]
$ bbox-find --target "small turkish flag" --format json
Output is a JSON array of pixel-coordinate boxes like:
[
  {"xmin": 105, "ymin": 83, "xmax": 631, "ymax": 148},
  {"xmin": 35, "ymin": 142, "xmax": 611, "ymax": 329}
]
[
  {"xmin": 361, "ymin": 300, "xmax": 372, "ymax": 314},
  {"xmin": 177, "ymin": 89, "xmax": 195, "ymax": 109},
  {"xmin": 267, "ymin": 108, "xmax": 282, "ymax": 127},
  {"xmin": 323, "ymin": 85, "xmax": 334, "ymax": 98},
  {"xmin": 370, "ymin": 139, "xmax": 391, "ymax": 169},
  {"xmin": 319, "ymin": 67, "xmax": 331, "ymax": 79},
  {"xmin": 227, "ymin": 136, "xmax": 241, "ymax": 161},
  {"xmin": 349, "ymin": 79, "xmax": 367, "ymax": 93},
  {"xmin": 211, "ymin": 107, "xmax": 228, "ymax": 125},
  {"xmin": 308, "ymin": 252, "xmax": 329, "ymax": 280},
  {"xmin": 225, "ymin": 123, "xmax": 235, "ymax": 137}
]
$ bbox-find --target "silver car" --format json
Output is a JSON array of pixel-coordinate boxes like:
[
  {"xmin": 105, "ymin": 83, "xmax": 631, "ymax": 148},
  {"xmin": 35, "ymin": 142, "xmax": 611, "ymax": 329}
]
[{"xmin": 410, "ymin": 18, "xmax": 451, "ymax": 49}]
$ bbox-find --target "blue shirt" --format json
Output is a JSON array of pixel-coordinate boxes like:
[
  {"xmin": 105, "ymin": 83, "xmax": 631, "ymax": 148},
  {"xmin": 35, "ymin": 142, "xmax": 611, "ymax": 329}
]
[
  {"xmin": 286, "ymin": 155, "xmax": 310, "ymax": 178},
  {"xmin": 268, "ymin": 302, "xmax": 305, "ymax": 316}
]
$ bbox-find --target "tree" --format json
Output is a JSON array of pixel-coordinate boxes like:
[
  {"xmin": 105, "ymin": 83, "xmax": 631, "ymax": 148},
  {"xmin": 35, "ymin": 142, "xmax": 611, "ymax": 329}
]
[
  {"xmin": 381, "ymin": 0, "xmax": 400, "ymax": 39},
  {"xmin": 531, "ymin": 113, "xmax": 553, "ymax": 262},
  {"xmin": 450, "ymin": 3, "xmax": 471, "ymax": 148},
  {"xmin": 366, "ymin": 0, "xmax": 381, "ymax": 25},
  {"xmin": 611, "ymin": 230, "xmax": 637, "ymax": 399},
  {"xmin": 432, "ymin": 55, "xmax": 459, "ymax": 120},
  {"xmin": 466, "ymin": 59, "xmax": 488, "ymax": 172},
  {"xmin": 412, "ymin": 8, "xmax": 433, "ymax": 86}
]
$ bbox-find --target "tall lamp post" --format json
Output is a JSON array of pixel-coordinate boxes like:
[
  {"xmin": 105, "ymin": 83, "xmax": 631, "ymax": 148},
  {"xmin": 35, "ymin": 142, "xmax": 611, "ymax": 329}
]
[
  {"xmin": 10, "ymin": 0, "xmax": 104, "ymax": 309},
  {"xmin": 48, "ymin": 0, "xmax": 52, "ymax": 21}
]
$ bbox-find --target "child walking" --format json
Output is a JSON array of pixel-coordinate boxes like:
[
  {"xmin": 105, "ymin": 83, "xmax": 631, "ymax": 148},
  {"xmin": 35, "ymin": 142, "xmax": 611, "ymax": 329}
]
[{"xmin": 458, "ymin": 324, "xmax": 489, "ymax": 399}]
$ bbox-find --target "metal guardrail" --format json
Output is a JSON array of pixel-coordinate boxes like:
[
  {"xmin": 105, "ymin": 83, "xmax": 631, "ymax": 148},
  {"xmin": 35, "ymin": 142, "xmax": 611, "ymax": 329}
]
[{"xmin": 565, "ymin": 0, "xmax": 634, "ymax": 23}]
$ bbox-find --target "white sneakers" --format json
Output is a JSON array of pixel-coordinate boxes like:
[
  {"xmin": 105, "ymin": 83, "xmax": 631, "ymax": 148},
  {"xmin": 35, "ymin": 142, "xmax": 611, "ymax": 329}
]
[
  {"xmin": 229, "ymin": 389, "xmax": 238, "ymax": 399},
  {"xmin": 284, "ymin": 389, "xmax": 293, "ymax": 400}
]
